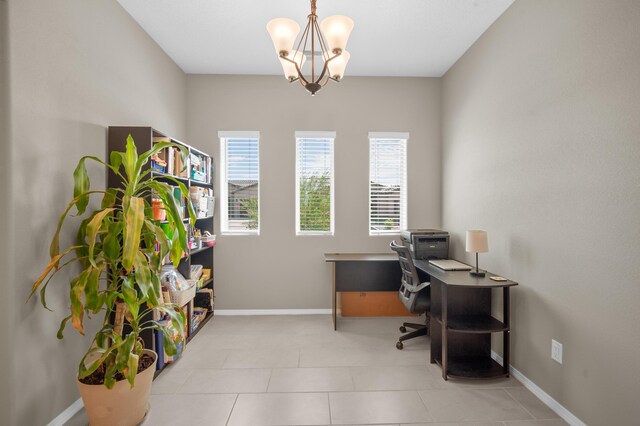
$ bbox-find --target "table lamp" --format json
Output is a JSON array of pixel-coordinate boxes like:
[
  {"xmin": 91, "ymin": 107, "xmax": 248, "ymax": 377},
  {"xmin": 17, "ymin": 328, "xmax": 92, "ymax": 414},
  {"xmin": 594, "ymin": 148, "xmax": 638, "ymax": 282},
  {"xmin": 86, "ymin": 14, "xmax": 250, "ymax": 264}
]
[{"xmin": 466, "ymin": 230, "xmax": 488, "ymax": 277}]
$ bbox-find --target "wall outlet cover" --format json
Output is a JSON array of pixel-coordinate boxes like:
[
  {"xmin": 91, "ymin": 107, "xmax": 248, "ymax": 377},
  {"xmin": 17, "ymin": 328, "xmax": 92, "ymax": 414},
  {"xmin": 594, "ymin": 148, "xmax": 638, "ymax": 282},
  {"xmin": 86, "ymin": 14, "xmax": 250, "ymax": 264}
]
[{"xmin": 551, "ymin": 339, "xmax": 563, "ymax": 364}]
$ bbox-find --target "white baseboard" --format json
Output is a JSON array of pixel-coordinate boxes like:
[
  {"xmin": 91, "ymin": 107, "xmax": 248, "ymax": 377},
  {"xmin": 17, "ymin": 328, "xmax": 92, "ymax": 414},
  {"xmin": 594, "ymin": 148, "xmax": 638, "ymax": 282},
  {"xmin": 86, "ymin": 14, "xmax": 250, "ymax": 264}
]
[
  {"xmin": 214, "ymin": 309, "xmax": 332, "ymax": 316},
  {"xmin": 46, "ymin": 397, "xmax": 83, "ymax": 426},
  {"xmin": 491, "ymin": 351, "xmax": 586, "ymax": 426}
]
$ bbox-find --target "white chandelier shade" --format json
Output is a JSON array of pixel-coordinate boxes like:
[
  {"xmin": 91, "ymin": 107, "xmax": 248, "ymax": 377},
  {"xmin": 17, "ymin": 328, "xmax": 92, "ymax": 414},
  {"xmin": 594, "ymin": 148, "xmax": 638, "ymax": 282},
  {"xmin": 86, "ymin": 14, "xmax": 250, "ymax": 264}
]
[
  {"xmin": 319, "ymin": 15, "xmax": 354, "ymax": 54},
  {"xmin": 324, "ymin": 50, "xmax": 350, "ymax": 80},
  {"xmin": 266, "ymin": 18, "xmax": 300, "ymax": 55},
  {"xmin": 278, "ymin": 50, "xmax": 307, "ymax": 80}
]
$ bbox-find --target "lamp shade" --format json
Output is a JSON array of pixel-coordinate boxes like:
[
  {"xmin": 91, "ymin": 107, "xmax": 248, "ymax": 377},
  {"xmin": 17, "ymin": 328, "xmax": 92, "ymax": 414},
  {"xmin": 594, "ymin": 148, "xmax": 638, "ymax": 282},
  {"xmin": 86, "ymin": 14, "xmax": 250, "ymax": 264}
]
[
  {"xmin": 319, "ymin": 15, "xmax": 354, "ymax": 53},
  {"xmin": 466, "ymin": 230, "xmax": 488, "ymax": 253},
  {"xmin": 266, "ymin": 18, "xmax": 300, "ymax": 55},
  {"xmin": 324, "ymin": 50, "xmax": 350, "ymax": 79},
  {"xmin": 278, "ymin": 50, "xmax": 306, "ymax": 80}
]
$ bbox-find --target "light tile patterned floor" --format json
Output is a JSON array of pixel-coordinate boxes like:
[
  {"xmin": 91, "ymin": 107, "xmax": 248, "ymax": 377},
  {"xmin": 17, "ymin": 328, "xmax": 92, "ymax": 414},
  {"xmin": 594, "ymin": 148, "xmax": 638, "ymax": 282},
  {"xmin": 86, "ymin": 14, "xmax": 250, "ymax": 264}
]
[{"xmin": 66, "ymin": 315, "xmax": 564, "ymax": 426}]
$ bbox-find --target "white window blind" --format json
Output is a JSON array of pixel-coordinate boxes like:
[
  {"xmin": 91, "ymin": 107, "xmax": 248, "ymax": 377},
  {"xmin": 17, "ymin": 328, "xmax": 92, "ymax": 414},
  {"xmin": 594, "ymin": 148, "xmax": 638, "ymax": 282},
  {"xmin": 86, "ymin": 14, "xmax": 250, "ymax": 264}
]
[
  {"xmin": 296, "ymin": 134, "xmax": 335, "ymax": 235},
  {"xmin": 219, "ymin": 134, "xmax": 260, "ymax": 234},
  {"xmin": 369, "ymin": 135, "xmax": 407, "ymax": 235}
]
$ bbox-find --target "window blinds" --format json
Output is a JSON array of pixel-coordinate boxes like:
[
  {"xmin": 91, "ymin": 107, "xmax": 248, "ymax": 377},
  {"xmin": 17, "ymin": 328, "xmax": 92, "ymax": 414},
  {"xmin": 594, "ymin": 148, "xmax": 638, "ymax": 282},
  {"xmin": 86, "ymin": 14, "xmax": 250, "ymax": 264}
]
[
  {"xmin": 296, "ymin": 136, "xmax": 334, "ymax": 234},
  {"xmin": 220, "ymin": 136, "xmax": 260, "ymax": 234},
  {"xmin": 369, "ymin": 137, "xmax": 407, "ymax": 235}
]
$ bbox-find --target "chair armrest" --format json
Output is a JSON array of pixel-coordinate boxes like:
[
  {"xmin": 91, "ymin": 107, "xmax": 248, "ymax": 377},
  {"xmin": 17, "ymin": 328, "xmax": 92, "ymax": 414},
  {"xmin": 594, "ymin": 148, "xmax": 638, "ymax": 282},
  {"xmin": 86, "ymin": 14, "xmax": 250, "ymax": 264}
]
[{"xmin": 403, "ymin": 281, "xmax": 430, "ymax": 293}]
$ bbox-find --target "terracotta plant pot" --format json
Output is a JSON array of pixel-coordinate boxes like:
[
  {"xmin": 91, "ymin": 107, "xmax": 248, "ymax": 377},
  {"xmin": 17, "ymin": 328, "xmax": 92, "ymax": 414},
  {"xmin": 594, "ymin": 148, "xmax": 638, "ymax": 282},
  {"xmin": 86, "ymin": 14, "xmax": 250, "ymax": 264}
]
[{"xmin": 77, "ymin": 349, "xmax": 157, "ymax": 426}]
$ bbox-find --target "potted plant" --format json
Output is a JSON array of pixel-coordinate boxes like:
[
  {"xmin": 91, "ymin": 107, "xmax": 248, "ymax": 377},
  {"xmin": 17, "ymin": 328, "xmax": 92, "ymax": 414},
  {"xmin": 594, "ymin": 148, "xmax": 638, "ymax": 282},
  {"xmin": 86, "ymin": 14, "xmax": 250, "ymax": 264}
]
[{"xmin": 30, "ymin": 135, "xmax": 195, "ymax": 425}]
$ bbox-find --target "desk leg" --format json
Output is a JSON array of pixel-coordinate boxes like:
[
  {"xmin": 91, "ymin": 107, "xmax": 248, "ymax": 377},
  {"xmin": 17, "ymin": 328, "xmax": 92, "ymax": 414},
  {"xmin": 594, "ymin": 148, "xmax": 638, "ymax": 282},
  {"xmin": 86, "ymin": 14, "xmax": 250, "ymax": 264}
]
[
  {"xmin": 441, "ymin": 285, "xmax": 448, "ymax": 380},
  {"xmin": 503, "ymin": 287, "xmax": 510, "ymax": 377},
  {"xmin": 332, "ymin": 263, "xmax": 337, "ymax": 331}
]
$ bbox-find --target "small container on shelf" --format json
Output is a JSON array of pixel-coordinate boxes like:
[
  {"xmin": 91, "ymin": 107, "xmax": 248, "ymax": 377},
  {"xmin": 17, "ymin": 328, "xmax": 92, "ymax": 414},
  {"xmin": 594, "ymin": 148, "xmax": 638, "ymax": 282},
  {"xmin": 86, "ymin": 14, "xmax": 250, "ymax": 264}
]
[
  {"xmin": 201, "ymin": 232, "xmax": 216, "ymax": 247},
  {"xmin": 170, "ymin": 283, "xmax": 196, "ymax": 307},
  {"xmin": 151, "ymin": 153, "xmax": 167, "ymax": 173},
  {"xmin": 191, "ymin": 169, "xmax": 207, "ymax": 182},
  {"xmin": 152, "ymin": 198, "xmax": 166, "ymax": 221},
  {"xmin": 201, "ymin": 268, "xmax": 212, "ymax": 281}
]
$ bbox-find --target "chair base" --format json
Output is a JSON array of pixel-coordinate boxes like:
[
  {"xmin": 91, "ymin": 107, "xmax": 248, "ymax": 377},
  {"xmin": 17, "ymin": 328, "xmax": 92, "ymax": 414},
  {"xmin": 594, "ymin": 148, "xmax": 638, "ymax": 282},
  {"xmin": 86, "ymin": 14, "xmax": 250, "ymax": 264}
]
[{"xmin": 396, "ymin": 316, "xmax": 430, "ymax": 350}]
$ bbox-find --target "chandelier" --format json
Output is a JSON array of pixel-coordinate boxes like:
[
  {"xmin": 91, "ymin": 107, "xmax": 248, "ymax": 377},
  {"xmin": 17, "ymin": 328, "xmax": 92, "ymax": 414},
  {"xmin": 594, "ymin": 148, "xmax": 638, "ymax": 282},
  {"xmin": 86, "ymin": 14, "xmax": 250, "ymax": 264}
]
[{"xmin": 267, "ymin": 0, "xmax": 354, "ymax": 95}]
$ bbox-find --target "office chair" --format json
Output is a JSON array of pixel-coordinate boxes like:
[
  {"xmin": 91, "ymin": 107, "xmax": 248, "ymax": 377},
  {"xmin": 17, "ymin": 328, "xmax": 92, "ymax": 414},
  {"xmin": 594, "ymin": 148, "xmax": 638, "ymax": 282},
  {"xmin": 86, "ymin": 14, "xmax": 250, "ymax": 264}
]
[{"xmin": 389, "ymin": 240, "xmax": 431, "ymax": 350}]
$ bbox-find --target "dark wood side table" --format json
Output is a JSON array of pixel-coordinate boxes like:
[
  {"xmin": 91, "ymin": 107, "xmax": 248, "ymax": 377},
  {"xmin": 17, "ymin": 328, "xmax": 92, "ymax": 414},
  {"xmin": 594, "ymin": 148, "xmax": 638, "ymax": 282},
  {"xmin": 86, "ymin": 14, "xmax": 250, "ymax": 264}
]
[{"xmin": 414, "ymin": 260, "xmax": 518, "ymax": 380}]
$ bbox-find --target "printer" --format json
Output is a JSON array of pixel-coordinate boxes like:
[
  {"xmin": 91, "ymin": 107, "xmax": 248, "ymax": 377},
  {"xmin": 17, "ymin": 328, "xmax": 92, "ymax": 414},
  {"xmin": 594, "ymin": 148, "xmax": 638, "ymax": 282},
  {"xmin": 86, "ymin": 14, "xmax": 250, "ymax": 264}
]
[{"xmin": 400, "ymin": 229, "xmax": 449, "ymax": 260}]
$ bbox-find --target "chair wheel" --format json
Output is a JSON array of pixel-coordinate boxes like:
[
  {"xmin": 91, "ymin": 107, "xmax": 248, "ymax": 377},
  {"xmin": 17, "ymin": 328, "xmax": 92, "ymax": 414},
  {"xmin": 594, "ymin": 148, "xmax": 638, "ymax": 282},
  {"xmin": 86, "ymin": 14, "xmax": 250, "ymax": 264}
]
[
  {"xmin": 396, "ymin": 341, "xmax": 403, "ymax": 350},
  {"xmin": 399, "ymin": 326, "xmax": 407, "ymax": 333}
]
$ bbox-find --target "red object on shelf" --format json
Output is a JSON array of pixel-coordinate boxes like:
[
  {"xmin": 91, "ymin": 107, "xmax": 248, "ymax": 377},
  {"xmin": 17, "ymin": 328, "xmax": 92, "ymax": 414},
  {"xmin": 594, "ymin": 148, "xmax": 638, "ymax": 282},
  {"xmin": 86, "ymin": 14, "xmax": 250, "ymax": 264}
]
[{"xmin": 152, "ymin": 199, "xmax": 166, "ymax": 221}]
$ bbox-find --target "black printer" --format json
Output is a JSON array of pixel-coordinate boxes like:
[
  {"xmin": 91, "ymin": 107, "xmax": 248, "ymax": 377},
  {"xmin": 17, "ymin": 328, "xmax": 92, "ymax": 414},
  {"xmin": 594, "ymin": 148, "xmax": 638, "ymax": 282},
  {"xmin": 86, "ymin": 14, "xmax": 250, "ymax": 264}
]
[{"xmin": 400, "ymin": 229, "xmax": 449, "ymax": 260}]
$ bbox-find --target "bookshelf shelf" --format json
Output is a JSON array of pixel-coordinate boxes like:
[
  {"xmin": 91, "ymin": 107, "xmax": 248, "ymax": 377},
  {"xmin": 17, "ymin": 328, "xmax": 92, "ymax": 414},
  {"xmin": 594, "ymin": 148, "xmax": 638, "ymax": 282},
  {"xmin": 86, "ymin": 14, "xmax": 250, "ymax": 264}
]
[
  {"xmin": 190, "ymin": 245, "xmax": 213, "ymax": 256},
  {"xmin": 108, "ymin": 126, "xmax": 215, "ymax": 374}
]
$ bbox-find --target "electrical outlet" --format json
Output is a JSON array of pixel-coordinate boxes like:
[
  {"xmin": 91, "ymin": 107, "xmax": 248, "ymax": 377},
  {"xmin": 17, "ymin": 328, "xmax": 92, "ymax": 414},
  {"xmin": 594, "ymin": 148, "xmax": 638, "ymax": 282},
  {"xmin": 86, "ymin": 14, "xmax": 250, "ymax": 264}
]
[{"xmin": 551, "ymin": 339, "xmax": 563, "ymax": 364}]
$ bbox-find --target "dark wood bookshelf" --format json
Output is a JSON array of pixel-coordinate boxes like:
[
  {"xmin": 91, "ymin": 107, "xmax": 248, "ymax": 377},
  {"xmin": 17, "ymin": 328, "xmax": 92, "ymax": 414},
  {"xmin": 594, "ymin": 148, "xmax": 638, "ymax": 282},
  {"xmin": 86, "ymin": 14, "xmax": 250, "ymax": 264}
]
[{"xmin": 108, "ymin": 126, "xmax": 215, "ymax": 375}]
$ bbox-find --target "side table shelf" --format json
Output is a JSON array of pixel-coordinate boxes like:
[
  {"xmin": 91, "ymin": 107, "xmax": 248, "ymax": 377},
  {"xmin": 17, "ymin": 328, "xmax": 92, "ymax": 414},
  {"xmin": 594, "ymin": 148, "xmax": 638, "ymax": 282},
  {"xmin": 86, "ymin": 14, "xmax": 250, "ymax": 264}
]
[{"xmin": 432, "ymin": 314, "xmax": 508, "ymax": 333}]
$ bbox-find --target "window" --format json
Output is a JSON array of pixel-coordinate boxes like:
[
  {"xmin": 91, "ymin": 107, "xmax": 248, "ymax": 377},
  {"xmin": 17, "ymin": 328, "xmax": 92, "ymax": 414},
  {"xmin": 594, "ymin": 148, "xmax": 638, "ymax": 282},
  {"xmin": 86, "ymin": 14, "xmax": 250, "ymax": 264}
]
[
  {"xmin": 369, "ymin": 132, "xmax": 408, "ymax": 235},
  {"xmin": 295, "ymin": 131, "xmax": 335, "ymax": 235},
  {"xmin": 219, "ymin": 131, "xmax": 260, "ymax": 234}
]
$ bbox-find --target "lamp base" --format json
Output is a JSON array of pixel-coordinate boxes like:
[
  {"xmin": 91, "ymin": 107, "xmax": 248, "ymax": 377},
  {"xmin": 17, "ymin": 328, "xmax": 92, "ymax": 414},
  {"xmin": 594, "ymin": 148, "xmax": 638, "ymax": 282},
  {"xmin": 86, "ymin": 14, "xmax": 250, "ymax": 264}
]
[{"xmin": 470, "ymin": 270, "xmax": 486, "ymax": 278}]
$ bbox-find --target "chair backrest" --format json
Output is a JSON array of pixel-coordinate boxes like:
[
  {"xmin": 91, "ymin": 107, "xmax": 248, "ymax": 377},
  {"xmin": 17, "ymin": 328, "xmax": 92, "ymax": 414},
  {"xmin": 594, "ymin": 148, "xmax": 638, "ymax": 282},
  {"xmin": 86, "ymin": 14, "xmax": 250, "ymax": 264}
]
[{"xmin": 390, "ymin": 240, "xmax": 429, "ymax": 314}]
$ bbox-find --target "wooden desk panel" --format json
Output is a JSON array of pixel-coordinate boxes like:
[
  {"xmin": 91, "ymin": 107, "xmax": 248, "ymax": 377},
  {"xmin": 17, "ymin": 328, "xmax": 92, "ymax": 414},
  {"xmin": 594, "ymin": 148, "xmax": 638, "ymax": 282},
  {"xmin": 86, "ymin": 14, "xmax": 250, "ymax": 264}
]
[{"xmin": 325, "ymin": 253, "xmax": 402, "ymax": 330}]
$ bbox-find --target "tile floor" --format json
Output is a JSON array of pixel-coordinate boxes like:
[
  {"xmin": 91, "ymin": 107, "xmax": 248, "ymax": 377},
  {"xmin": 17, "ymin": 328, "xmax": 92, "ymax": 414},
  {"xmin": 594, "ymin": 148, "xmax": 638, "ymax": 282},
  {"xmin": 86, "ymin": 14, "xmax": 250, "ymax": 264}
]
[{"xmin": 66, "ymin": 315, "xmax": 565, "ymax": 426}]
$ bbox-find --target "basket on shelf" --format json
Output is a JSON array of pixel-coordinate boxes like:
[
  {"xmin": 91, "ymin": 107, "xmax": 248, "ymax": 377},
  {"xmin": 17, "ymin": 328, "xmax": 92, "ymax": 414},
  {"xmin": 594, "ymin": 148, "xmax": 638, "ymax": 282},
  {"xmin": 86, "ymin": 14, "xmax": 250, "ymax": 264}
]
[
  {"xmin": 168, "ymin": 283, "xmax": 196, "ymax": 307},
  {"xmin": 201, "ymin": 232, "xmax": 216, "ymax": 247}
]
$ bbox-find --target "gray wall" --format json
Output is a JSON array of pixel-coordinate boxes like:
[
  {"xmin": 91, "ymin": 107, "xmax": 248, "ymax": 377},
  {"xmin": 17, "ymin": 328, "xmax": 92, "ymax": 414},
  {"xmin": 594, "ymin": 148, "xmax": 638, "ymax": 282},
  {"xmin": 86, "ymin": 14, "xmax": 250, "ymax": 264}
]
[
  {"xmin": 441, "ymin": 0, "xmax": 640, "ymax": 424},
  {"xmin": 187, "ymin": 75, "xmax": 441, "ymax": 310},
  {"xmin": 0, "ymin": 0, "xmax": 12, "ymax": 421},
  {"xmin": 6, "ymin": 0, "xmax": 187, "ymax": 424}
]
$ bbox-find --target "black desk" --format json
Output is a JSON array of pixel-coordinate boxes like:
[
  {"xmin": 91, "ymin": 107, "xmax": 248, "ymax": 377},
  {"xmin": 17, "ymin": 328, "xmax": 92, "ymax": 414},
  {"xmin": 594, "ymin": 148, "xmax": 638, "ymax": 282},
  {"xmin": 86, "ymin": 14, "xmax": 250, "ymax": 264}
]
[
  {"xmin": 414, "ymin": 260, "xmax": 518, "ymax": 380},
  {"xmin": 324, "ymin": 253, "xmax": 401, "ymax": 330}
]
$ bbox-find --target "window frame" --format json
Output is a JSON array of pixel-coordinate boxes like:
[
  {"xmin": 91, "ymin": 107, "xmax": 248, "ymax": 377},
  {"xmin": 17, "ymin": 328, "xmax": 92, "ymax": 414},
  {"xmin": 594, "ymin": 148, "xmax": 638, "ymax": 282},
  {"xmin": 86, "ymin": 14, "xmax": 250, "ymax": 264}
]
[
  {"xmin": 219, "ymin": 131, "xmax": 261, "ymax": 235},
  {"xmin": 368, "ymin": 132, "xmax": 408, "ymax": 236},
  {"xmin": 295, "ymin": 131, "xmax": 336, "ymax": 236}
]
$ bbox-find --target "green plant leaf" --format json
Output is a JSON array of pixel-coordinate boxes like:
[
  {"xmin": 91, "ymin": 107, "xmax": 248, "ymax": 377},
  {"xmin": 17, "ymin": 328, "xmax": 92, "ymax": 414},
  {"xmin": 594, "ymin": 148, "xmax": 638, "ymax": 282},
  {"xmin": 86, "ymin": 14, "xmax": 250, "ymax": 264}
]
[
  {"xmin": 144, "ymin": 219, "xmax": 169, "ymax": 260},
  {"xmin": 70, "ymin": 272, "xmax": 88, "ymax": 335},
  {"xmin": 159, "ymin": 326, "xmax": 179, "ymax": 356},
  {"xmin": 169, "ymin": 229, "xmax": 183, "ymax": 268},
  {"xmin": 148, "ymin": 182, "xmax": 189, "ymax": 263},
  {"xmin": 156, "ymin": 305, "xmax": 186, "ymax": 344},
  {"xmin": 101, "ymin": 188, "xmax": 117, "ymax": 209},
  {"xmin": 73, "ymin": 158, "xmax": 90, "ymax": 215},
  {"xmin": 104, "ymin": 354, "xmax": 117, "ymax": 389},
  {"xmin": 78, "ymin": 342, "xmax": 121, "ymax": 381},
  {"xmin": 123, "ymin": 135, "xmax": 139, "ymax": 189},
  {"xmin": 102, "ymin": 220, "xmax": 123, "ymax": 261},
  {"xmin": 49, "ymin": 191, "xmax": 105, "ymax": 264},
  {"xmin": 84, "ymin": 265, "xmax": 103, "ymax": 313},
  {"xmin": 29, "ymin": 245, "xmax": 82, "ymax": 302},
  {"xmin": 120, "ymin": 276, "xmax": 139, "ymax": 320},
  {"xmin": 110, "ymin": 150, "xmax": 123, "ymax": 175},
  {"xmin": 122, "ymin": 197, "xmax": 144, "ymax": 271},
  {"xmin": 115, "ymin": 333, "xmax": 136, "ymax": 374},
  {"xmin": 56, "ymin": 315, "xmax": 72, "ymax": 339},
  {"xmin": 124, "ymin": 351, "xmax": 139, "ymax": 388},
  {"xmin": 152, "ymin": 175, "xmax": 196, "ymax": 225},
  {"xmin": 86, "ymin": 208, "xmax": 116, "ymax": 267},
  {"xmin": 133, "ymin": 251, "xmax": 152, "ymax": 301}
]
